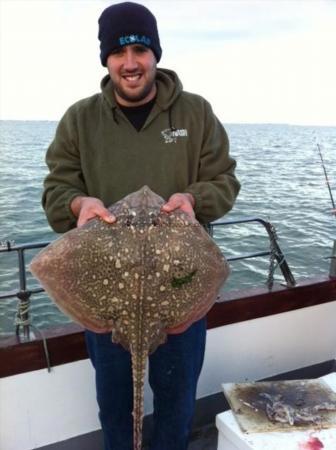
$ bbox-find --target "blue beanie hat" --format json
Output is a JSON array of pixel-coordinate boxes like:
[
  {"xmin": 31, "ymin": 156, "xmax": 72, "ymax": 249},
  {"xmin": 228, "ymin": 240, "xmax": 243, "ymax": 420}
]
[{"xmin": 98, "ymin": 2, "xmax": 162, "ymax": 66}]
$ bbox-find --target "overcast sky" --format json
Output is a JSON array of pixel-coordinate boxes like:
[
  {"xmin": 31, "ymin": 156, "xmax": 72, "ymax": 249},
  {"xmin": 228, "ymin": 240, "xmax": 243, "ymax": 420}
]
[{"xmin": 1, "ymin": 0, "xmax": 336, "ymax": 125}]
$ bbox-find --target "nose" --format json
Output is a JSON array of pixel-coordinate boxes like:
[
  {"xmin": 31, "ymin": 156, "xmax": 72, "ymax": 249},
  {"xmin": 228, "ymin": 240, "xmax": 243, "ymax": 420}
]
[{"xmin": 123, "ymin": 47, "xmax": 138, "ymax": 71}]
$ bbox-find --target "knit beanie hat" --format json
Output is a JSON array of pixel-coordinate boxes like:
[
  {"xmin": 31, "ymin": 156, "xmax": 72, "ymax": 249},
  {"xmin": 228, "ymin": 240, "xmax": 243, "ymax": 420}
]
[{"xmin": 98, "ymin": 2, "xmax": 162, "ymax": 66}]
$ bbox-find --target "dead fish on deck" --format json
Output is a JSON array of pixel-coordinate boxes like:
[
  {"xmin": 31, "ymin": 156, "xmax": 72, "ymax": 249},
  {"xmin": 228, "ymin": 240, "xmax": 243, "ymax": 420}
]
[
  {"xmin": 30, "ymin": 185, "xmax": 229, "ymax": 450},
  {"xmin": 259, "ymin": 393, "xmax": 336, "ymax": 427},
  {"xmin": 260, "ymin": 393, "xmax": 296, "ymax": 425}
]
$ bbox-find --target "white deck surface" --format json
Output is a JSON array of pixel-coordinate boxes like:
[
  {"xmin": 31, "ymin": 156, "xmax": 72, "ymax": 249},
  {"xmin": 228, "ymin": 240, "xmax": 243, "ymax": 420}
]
[{"xmin": 216, "ymin": 373, "xmax": 336, "ymax": 450}]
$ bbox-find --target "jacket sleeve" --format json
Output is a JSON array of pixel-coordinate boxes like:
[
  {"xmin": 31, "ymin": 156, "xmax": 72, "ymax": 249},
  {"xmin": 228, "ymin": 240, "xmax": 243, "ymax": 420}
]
[
  {"xmin": 42, "ymin": 107, "xmax": 88, "ymax": 233},
  {"xmin": 184, "ymin": 101, "xmax": 240, "ymax": 224}
]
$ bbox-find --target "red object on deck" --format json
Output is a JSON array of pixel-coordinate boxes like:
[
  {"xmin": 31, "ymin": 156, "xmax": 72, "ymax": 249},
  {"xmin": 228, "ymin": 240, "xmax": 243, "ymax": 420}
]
[{"xmin": 298, "ymin": 436, "xmax": 324, "ymax": 450}]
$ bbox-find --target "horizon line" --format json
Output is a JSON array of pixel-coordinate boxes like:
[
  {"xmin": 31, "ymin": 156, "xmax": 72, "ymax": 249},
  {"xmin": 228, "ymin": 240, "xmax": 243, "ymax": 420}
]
[{"xmin": 0, "ymin": 119, "xmax": 335, "ymax": 128}]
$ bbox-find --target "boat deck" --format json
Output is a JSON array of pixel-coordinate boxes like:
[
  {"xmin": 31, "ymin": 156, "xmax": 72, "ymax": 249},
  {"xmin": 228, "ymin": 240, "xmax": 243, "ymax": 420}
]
[
  {"xmin": 38, "ymin": 424, "xmax": 219, "ymax": 450},
  {"xmin": 188, "ymin": 424, "xmax": 218, "ymax": 450},
  {"xmin": 143, "ymin": 424, "xmax": 218, "ymax": 449}
]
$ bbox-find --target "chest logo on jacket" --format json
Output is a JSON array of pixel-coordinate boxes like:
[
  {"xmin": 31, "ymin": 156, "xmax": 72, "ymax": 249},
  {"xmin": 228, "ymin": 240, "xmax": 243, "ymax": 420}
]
[{"xmin": 161, "ymin": 128, "xmax": 188, "ymax": 144}]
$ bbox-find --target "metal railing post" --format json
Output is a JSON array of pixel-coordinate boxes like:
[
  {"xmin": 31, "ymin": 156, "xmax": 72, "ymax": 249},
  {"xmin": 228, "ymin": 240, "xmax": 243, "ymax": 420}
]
[{"xmin": 210, "ymin": 217, "xmax": 296, "ymax": 287}]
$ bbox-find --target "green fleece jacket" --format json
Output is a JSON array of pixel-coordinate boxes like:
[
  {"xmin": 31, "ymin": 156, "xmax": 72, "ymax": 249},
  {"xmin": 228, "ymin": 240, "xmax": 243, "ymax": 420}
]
[{"xmin": 42, "ymin": 68, "xmax": 240, "ymax": 232}]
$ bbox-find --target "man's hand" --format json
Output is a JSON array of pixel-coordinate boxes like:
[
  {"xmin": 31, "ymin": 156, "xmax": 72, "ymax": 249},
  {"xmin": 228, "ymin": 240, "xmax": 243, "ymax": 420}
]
[
  {"xmin": 71, "ymin": 196, "xmax": 116, "ymax": 228},
  {"xmin": 161, "ymin": 193, "xmax": 195, "ymax": 219}
]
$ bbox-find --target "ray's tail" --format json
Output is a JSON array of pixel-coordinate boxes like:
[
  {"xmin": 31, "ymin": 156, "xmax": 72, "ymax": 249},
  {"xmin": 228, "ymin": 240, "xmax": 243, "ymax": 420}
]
[{"xmin": 131, "ymin": 348, "xmax": 147, "ymax": 450}]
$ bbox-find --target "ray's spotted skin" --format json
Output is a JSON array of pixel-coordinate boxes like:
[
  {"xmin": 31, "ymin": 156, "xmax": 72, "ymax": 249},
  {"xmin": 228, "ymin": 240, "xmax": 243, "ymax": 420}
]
[{"xmin": 30, "ymin": 185, "xmax": 229, "ymax": 450}]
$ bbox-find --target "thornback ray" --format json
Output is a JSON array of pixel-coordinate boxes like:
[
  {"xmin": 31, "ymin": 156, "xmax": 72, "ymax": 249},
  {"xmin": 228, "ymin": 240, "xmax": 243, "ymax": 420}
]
[{"xmin": 30, "ymin": 185, "xmax": 230, "ymax": 450}]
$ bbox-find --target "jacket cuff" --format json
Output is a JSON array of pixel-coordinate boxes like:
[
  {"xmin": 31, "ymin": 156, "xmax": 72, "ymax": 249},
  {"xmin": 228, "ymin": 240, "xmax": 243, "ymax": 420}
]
[
  {"xmin": 65, "ymin": 192, "xmax": 86, "ymax": 223},
  {"xmin": 184, "ymin": 189, "xmax": 202, "ymax": 217}
]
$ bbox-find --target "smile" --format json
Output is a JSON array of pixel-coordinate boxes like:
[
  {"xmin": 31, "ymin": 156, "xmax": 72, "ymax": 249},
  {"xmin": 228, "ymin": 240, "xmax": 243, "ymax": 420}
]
[{"xmin": 123, "ymin": 74, "xmax": 142, "ymax": 82}]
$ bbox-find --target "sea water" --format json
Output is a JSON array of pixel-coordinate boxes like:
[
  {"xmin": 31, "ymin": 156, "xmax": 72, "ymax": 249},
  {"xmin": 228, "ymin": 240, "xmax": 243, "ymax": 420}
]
[{"xmin": 0, "ymin": 121, "xmax": 335, "ymax": 336}]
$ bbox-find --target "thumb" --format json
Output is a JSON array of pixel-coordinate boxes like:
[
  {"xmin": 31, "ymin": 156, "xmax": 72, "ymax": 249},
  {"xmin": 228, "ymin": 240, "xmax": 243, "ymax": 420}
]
[
  {"xmin": 162, "ymin": 196, "xmax": 181, "ymax": 212},
  {"xmin": 98, "ymin": 208, "xmax": 116, "ymax": 223}
]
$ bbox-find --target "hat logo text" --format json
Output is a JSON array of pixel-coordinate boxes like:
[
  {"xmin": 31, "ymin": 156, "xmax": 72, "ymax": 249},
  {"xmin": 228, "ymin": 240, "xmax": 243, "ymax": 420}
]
[{"xmin": 119, "ymin": 35, "xmax": 151, "ymax": 47}]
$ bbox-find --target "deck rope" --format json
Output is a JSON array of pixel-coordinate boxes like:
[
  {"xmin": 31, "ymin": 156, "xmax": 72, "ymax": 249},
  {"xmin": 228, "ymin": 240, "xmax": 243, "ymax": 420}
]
[
  {"xmin": 14, "ymin": 296, "xmax": 51, "ymax": 372},
  {"xmin": 14, "ymin": 298, "xmax": 31, "ymax": 328},
  {"xmin": 267, "ymin": 223, "xmax": 279, "ymax": 291}
]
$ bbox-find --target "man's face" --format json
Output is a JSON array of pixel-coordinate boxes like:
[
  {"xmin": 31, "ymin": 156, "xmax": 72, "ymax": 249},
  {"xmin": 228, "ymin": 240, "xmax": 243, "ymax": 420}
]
[{"xmin": 106, "ymin": 44, "xmax": 157, "ymax": 107}]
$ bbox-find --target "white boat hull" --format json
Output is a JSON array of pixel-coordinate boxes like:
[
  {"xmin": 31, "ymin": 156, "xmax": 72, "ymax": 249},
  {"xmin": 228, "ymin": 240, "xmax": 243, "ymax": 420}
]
[{"xmin": 1, "ymin": 300, "xmax": 336, "ymax": 450}]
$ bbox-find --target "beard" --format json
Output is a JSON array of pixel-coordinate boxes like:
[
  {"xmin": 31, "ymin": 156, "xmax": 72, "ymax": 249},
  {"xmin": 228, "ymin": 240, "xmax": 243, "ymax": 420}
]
[
  {"xmin": 114, "ymin": 78, "xmax": 156, "ymax": 104},
  {"xmin": 111, "ymin": 66, "xmax": 157, "ymax": 106}
]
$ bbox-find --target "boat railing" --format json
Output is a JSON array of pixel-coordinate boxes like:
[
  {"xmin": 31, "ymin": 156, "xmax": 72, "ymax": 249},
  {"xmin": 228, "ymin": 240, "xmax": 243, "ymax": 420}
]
[
  {"xmin": 209, "ymin": 217, "xmax": 296, "ymax": 287},
  {"xmin": 0, "ymin": 217, "xmax": 296, "ymax": 340}
]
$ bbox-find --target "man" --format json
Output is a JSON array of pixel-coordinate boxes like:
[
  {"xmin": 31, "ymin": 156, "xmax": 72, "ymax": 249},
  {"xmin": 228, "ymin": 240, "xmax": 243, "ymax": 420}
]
[{"xmin": 42, "ymin": 2, "xmax": 240, "ymax": 449}]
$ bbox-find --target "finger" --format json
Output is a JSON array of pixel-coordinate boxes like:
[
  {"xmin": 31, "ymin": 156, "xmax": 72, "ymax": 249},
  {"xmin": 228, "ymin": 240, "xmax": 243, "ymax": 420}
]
[
  {"xmin": 93, "ymin": 204, "xmax": 116, "ymax": 224},
  {"xmin": 161, "ymin": 195, "xmax": 182, "ymax": 212},
  {"xmin": 99, "ymin": 210, "xmax": 116, "ymax": 223},
  {"xmin": 77, "ymin": 213, "xmax": 92, "ymax": 228},
  {"xmin": 181, "ymin": 204, "xmax": 195, "ymax": 218},
  {"xmin": 162, "ymin": 195, "xmax": 195, "ymax": 218},
  {"xmin": 77, "ymin": 207, "xmax": 115, "ymax": 227},
  {"xmin": 162, "ymin": 201, "xmax": 179, "ymax": 212}
]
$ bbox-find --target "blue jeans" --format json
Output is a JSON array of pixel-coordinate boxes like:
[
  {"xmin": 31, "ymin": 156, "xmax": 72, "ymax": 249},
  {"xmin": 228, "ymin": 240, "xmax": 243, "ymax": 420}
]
[{"xmin": 85, "ymin": 317, "xmax": 206, "ymax": 450}]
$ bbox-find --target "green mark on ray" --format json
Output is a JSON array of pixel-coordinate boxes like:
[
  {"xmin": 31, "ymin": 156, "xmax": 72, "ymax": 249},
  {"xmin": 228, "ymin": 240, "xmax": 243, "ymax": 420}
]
[{"xmin": 171, "ymin": 270, "xmax": 197, "ymax": 288}]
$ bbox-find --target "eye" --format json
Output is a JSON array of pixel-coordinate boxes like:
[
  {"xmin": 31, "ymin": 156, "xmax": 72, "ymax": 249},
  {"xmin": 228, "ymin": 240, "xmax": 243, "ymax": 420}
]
[
  {"xmin": 109, "ymin": 47, "xmax": 125, "ymax": 57},
  {"xmin": 133, "ymin": 44, "xmax": 148, "ymax": 54},
  {"xmin": 149, "ymin": 212, "xmax": 158, "ymax": 226}
]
